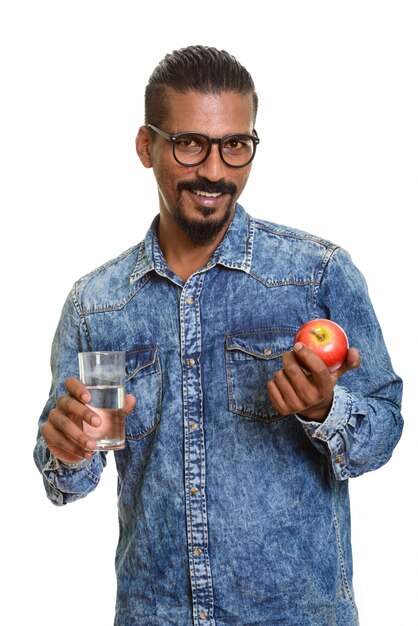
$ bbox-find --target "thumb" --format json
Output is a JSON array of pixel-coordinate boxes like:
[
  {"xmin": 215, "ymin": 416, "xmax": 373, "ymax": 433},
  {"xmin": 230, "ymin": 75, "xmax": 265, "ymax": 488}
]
[
  {"xmin": 124, "ymin": 394, "xmax": 137, "ymax": 415},
  {"xmin": 331, "ymin": 347, "xmax": 361, "ymax": 382}
]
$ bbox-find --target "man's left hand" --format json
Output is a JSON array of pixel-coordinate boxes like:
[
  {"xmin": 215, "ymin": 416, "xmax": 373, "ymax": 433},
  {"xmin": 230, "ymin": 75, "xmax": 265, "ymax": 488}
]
[{"xmin": 266, "ymin": 342, "xmax": 361, "ymax": 422}]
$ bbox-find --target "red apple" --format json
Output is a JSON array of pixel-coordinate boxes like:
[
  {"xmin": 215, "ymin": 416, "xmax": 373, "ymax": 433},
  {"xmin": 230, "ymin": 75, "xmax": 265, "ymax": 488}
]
[{"xmin": 294, "ymin": 319, "xmax": 349, "ymax": 372}]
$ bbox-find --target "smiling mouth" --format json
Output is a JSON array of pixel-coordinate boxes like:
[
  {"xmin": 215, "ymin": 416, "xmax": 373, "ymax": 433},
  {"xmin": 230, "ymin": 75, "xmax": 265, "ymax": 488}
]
[
  {"xmin": 193, "ymin": 190, "xmax": 223, "ymax": 198},
  {"xmin": 178, "ymin": 177, "xmax": 237, "ymax": 198}
]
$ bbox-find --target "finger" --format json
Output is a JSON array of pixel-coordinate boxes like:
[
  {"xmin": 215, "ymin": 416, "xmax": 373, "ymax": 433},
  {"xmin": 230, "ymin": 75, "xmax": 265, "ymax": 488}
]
[
  {"xmin": 124, "ymin": 394, "xmax": 136, "ymax": 414},
  {"xmin": 283, "ymin": 348, "xmax": 330, "ymax": 399},
  {"xmin": 268, "ymin": 369, "xmax": 307, "ymax": 414},
  {"xmin": 342, "ymin": 347, "xmax": 361, "ymax": 372},
  {"xmin": 41, "ymin": 419, "xmax": 96, "ymax": 463},
  {"xmin": 46, "ymin": 433, "xmax": 95, "ymax": 462},
  {"xmin": 273, "ymin": 359, "xmax": 326, "ymax": 413},
  {"xmin": 266, "ymin": 378, "xmax": 291, "ymax": 415},
  {"xmin": 48, "ymin": 407, "xmax": 97, "ymax": 447},
  {"xmin": 56, "ymin": 394, "xmax": 101, "ymax": 427},
  {"xmin": 329, "ymin": 347, "xmax": 361, "ymax": 382},
  {"xmin": 64, "ymin": 376, "xmax": 91, "ymax": 403},
  {"xmin": 281, "ymin": 347, "xmax": 336, "ymax": 417},
  {"xmin": 291, "ymin": 343, "xmax": 330, "ymax": 383}
]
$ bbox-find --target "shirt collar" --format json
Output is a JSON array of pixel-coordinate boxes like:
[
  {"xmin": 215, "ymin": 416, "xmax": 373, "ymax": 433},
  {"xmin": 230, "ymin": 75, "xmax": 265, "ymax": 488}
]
[{"xmin": 130, "ymin": 203, "xmax": 254, "ymax": 284}]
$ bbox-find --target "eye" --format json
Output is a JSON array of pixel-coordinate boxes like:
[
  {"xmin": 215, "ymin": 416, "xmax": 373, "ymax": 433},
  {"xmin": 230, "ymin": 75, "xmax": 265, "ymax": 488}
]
[
  {"xmin": 174, "ymin": 135, "xmax": 205, "ymax": 152},
  {"xmin": 224, "ymin": 138, "xmax": 242, "ymax": 150},
  {"xmin": 223, "ymin": 136, "xmax": 252, "ymax": 153}
]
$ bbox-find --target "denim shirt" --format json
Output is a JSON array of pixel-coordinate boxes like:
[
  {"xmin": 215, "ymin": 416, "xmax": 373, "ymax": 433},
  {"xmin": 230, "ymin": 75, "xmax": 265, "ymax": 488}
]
[{"xmin": 34, "ymin": 204, "xmax": 403, "ymax": 626}]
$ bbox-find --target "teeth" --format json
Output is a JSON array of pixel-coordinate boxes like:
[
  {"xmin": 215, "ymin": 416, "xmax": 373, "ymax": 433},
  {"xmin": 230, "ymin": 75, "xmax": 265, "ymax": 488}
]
[{"xmin": 194, "ymin": 190, "xmax": 222, "ymax": 197}]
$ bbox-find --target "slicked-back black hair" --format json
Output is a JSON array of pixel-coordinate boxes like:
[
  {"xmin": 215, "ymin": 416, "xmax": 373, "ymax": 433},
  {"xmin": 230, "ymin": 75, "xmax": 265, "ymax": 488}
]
[{"xmin": 144, "ymin": 45, "xmax": 258, "ymax": 126}]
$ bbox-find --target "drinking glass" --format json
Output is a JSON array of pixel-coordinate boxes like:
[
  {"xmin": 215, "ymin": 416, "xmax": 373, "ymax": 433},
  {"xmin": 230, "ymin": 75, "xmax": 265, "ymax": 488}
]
[{"xmin": 78, "ymin": 351, "xmax": 126, "ymax": 450}]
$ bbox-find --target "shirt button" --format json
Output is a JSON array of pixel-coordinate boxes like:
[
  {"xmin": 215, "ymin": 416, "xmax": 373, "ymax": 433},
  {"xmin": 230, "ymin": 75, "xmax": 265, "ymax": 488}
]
[
  {"xmin": 193, "ymin": 547, "xmax": 202, "ymax": 556},
  {"xmin": 263, "ymin": 347, "xmax": 272, "ymax": 356},
  {"xmin": 187, "ymin": 358, "xmax": 195, "ymax": 366},
  {"xmin": 186, "ymin": 296, "xmax": 194, "ymax": 305},
  {"xmin": 199, "ymin": 611, "xmax": 208, "ymax": 620},
  {"xmin": 190, "ymin": 486, "xmax": 199, "ymax": 495},
  {"xmin": 189, "ymin": 422, "xmax": 198, "ymax": 430}
]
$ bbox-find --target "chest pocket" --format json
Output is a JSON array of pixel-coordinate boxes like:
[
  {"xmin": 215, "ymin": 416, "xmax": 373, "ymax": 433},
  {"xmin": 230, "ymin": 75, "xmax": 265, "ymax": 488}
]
[
  {"xmin": 124, "ymin": 345, "xmax": 162, "ymax": 440},
  {"xmin": 226, "ymin": 329, "xmax": 295, "ymax": 422}
]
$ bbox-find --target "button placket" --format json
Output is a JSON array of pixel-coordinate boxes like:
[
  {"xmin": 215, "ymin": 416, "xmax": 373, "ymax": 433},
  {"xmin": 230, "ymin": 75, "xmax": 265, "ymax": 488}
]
[{"xmin": 180, "ymin": 277, "xmax": 215, "ymax": 625}]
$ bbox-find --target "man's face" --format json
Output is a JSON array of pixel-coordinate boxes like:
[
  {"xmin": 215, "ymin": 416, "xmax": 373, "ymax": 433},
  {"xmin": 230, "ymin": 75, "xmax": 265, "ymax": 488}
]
[{"xmin": 139, "ymin": 89, "xmax": 255, "ymax": 246}]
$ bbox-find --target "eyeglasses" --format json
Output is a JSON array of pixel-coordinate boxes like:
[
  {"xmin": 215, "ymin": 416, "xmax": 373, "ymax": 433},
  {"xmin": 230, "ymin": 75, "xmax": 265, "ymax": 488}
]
[{"xmin": 147, "ymin": 124, "xmax": 260, "ymax": 168}]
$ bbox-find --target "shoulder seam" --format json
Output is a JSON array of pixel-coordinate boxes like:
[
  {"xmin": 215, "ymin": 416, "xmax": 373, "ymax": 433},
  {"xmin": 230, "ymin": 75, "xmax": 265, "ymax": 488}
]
[{"xmin": 253, "ymin": 219, "xmax": 340, "ymax": 251}]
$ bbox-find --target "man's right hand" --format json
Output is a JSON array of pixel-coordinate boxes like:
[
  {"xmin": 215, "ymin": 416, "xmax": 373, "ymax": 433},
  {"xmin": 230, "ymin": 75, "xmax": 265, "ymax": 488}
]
[{"xmin": 41, "ymin": 377, "xmax": 136, "ymax": 464}]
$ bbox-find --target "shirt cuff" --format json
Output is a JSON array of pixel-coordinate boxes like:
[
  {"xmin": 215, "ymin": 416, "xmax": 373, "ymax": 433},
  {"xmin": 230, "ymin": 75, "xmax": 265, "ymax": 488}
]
[
  {"xmin": 46, "ymin": 454, "xmax": 93, "ymax": 471},
  {"xmin": 296, "ymin": 385, "xmax": 366, "ymax": 480},
  {"xmin": 42, "ymin": 448, "xmax": 103, "ymax": 505}
]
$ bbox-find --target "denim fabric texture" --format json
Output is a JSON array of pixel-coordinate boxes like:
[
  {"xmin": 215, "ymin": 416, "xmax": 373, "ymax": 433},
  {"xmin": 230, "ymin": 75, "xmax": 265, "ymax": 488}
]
[{"xmin": 34, "ymin": 204, "xmax": 403, "ymax": 626}]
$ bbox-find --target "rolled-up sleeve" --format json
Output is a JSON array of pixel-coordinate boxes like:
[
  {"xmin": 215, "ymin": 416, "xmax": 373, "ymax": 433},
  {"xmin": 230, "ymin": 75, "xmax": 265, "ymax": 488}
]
[
  {"xmin": 297, "ymin": 247, "xmax": 403, "ymax": 479},
  {"xmin": 35, "ymin": 439, "xmax": 106, "ymax": 506},
  {"xmin": 33, "ymin": 286, "xmax": 106, "ymax": 505}
]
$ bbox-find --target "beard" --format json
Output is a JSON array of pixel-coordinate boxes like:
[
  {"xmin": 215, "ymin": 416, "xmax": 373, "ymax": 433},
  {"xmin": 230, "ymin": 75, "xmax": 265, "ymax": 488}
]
[
  {"xmin": 172, "ymin": 202, "xmax": 234, "ymax": 246},
  {"xmin": 172, "ymin": 177, "xmax": 238, "ymax": 246}
]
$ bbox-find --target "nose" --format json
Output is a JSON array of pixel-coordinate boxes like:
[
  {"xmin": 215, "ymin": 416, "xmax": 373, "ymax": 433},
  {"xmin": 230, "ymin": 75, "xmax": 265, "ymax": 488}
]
[{"xmin": 195, "ymin": 143, "xmax": 228, "ymax": 181}]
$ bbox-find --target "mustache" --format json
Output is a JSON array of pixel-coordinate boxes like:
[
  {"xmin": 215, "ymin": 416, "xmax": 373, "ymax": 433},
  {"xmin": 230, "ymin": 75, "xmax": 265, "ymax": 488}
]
[{"xmin": 177, "ymin": 177, "xmax": 237, "ymax": 196}]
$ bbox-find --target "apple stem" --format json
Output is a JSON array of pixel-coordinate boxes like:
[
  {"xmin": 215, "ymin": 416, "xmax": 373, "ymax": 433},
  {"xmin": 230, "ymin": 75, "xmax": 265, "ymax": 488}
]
[{"xmin": 309, "ymin": 328, "xmax": 325, "ymax": 342}]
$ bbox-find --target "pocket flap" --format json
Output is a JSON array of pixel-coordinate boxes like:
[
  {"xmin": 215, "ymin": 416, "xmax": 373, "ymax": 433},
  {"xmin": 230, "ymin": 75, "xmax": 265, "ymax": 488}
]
[
  {"xmin": 125, "ymin": 345, "xmax": 158, "ymax": 380},
  {"xmin": 226, "ymin": 329, "xmax": 295, "ymax": 360}
]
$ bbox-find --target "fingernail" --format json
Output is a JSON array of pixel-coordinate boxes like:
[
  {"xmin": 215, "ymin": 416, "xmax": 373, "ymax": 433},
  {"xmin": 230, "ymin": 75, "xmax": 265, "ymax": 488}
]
[
  {"xmin": 293, "ymin": 342, "xmax": 303, "ymax": 352},
  {"xmin": 81, "ymin": 392, "xmax": 91, "ymax": 403}
]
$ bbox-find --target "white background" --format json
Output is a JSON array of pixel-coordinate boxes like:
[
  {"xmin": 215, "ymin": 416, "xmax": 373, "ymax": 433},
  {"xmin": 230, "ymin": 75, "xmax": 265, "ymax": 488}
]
[{"xmin": 1, "ymin": 1, "xmax": 416, "ymax": 624}]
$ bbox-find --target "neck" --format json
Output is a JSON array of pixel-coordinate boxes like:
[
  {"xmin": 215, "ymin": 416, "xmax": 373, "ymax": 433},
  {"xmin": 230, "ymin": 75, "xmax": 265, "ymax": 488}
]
[{"xmin": 157, "ymin": 209, "xmax": 233, "ymax": 283}]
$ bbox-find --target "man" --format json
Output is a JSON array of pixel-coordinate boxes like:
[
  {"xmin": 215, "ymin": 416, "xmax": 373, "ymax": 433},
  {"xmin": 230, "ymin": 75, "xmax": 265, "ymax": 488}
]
[{"xmin": 34, "ymin": 45, "xmax": 403, "ymax": 625}]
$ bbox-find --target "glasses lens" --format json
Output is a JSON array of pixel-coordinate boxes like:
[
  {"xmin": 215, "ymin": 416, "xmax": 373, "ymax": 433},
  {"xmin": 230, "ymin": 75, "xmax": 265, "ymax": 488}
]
[
  {"xmin": 221, "ymin": 135, "xmax": 256, "ymax": 167},
  {"xmin": 173, "ymin": 134, "xmax": 209, "ymax": 165}
]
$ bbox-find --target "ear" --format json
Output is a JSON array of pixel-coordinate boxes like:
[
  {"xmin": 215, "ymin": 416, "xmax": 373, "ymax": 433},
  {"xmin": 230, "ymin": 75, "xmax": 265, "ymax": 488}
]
[{"xmin": 135, "ymin": 125, "xmax": 153, "ymax": 168}]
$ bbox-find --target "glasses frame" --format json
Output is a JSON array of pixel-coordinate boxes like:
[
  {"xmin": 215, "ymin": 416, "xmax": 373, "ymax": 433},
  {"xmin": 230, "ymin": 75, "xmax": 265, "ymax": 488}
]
[{"xmin": 147, "ymin": 124, "xmax": 260, "ymax": 168}]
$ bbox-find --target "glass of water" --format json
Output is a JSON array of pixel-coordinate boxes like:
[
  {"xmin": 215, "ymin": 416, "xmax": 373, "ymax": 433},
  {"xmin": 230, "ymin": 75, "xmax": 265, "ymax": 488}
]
[{"xmin": 78, "ymin": 351, "xmax": 126, "ymax": 450}]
